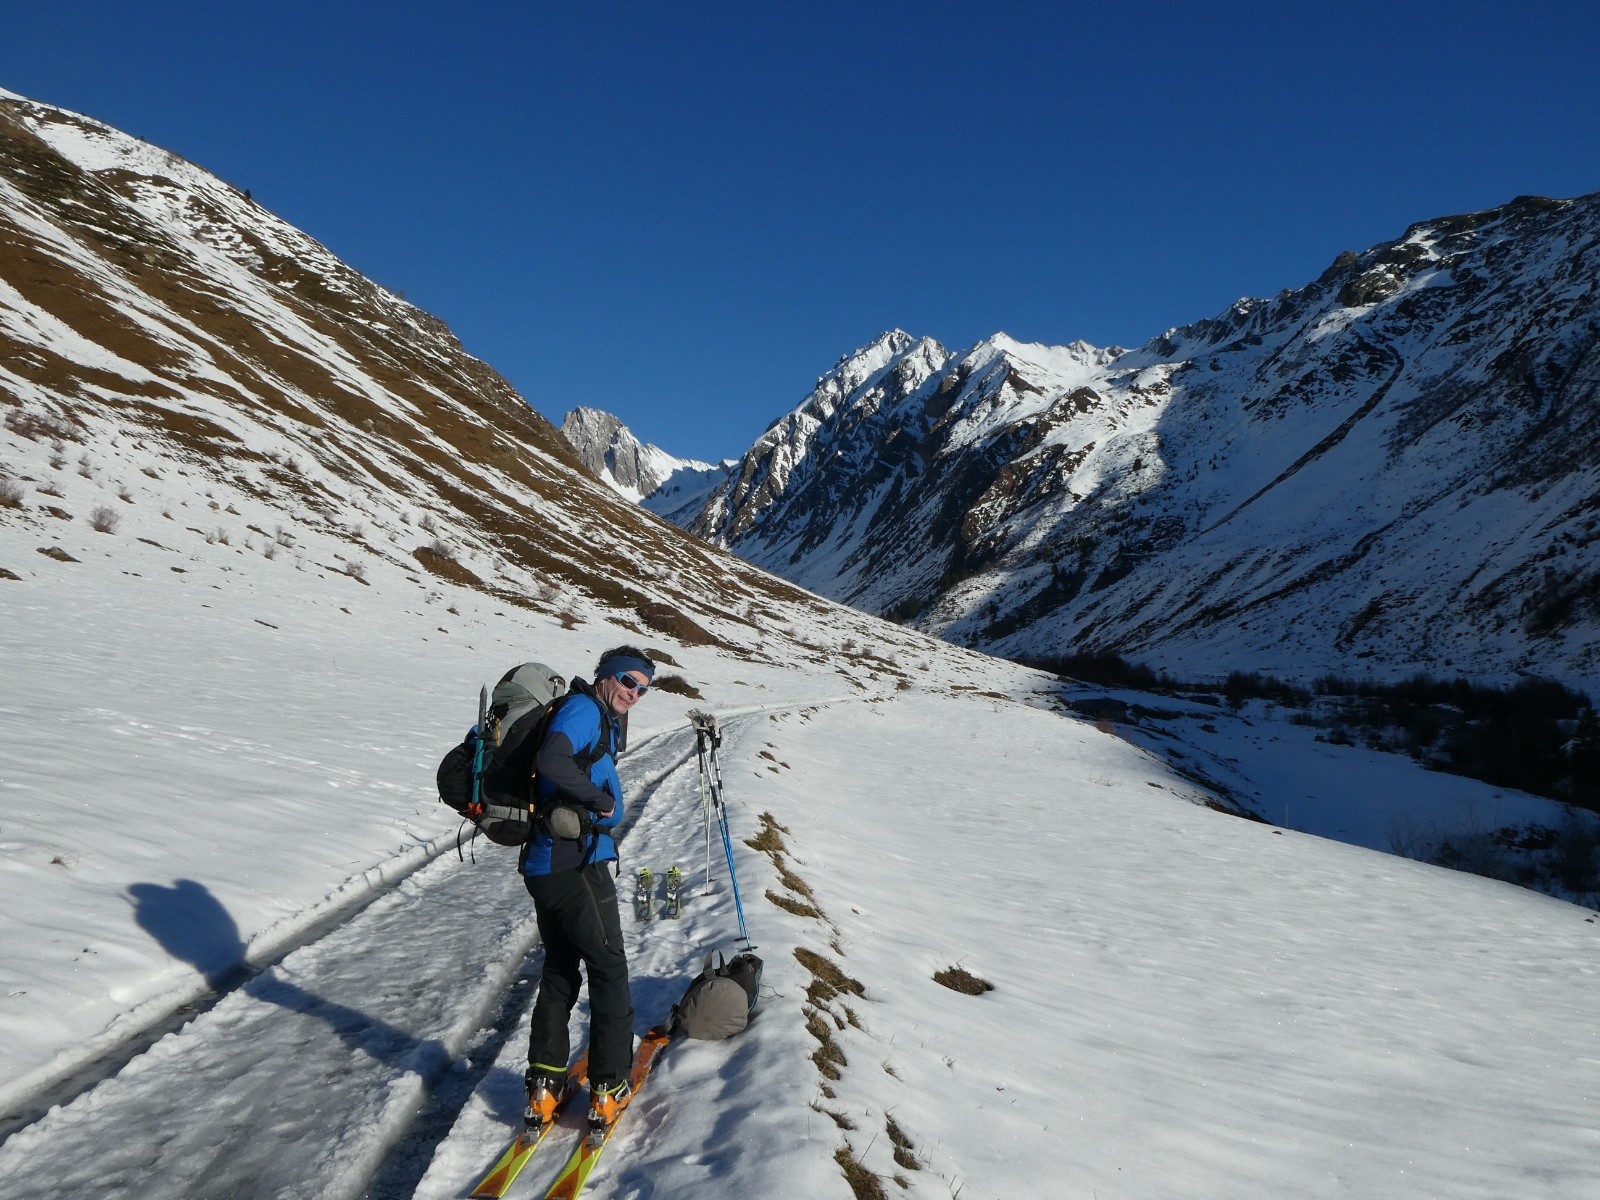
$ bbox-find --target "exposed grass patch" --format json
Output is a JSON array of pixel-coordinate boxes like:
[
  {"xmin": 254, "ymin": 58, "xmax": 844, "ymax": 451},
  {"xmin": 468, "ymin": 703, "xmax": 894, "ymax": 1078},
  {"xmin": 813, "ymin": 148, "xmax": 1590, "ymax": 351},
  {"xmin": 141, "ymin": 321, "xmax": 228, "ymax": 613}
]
[
  {"xmin": 37, "ymin": 546, "xmax": 77, "ymax": 562},
  {"xmin": 773, "ymin": 857, "xmax": 817, "ymax": 901},
  {"xmin": 811, "ymin": 1101, "xmax": 855, "ymax": 1130},
  {"xmin": 412, "ymin": 544, "xmax": 482, "ymax": 589},
  {"xmin": 634, "ymin": 599, "xmax": 730, "ymax": 649},
  {"xmin": 744, "ymin": 811, "xmax": 789, "ymax": 854},
  {"xmin": 3, "ymin": 407, "xmax": 79, "ymax": 442},
  {"xmin": 796, "ymin": 947, "xmax": 865, "ymax": 1001},
  {"xmin": 886, "ymin": 1115, "xmax": 919, "ymax": 1170},
  {"xmin": 766, "ymin": 888, "xmax": 822, "ymax": 919},
  {"xmin": 834, "ymin": 1144, "xmax": 887, "ymax": 1200},
  {"xmin": 807, "ymin": 1007, "xmax": 847, "ymax": 1079},
  {"xmin": 933, "ymin": 964, "xmax": 993, "ymax": 995},
  {"xmin": 651, "ymin": 673, "xmax": 702, "ymax": 699}
]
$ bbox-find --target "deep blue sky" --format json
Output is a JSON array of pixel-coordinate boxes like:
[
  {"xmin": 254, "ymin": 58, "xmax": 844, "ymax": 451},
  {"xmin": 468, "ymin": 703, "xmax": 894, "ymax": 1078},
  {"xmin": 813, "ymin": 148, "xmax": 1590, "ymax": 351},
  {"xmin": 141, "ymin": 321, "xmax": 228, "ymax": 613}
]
[{"xmin": 5, "ymin": 2, "xmax": 1598, "ymax": 460}]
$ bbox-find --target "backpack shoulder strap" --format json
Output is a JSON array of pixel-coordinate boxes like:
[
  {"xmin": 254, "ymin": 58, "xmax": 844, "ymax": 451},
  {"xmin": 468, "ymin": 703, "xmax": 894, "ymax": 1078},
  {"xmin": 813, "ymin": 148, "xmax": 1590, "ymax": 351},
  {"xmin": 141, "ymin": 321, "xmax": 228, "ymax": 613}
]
[{"xmin": 558, "ymin": 682, "xmax": 616, "ymax": 772}]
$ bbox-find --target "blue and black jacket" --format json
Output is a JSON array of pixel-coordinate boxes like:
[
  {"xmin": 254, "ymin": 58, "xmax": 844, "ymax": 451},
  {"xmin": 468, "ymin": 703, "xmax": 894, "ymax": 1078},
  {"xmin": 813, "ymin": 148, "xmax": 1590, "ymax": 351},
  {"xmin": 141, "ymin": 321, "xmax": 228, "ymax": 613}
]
[{"xmin": 520, "ymin": 681, "xmax": 624, "ymax": 876}]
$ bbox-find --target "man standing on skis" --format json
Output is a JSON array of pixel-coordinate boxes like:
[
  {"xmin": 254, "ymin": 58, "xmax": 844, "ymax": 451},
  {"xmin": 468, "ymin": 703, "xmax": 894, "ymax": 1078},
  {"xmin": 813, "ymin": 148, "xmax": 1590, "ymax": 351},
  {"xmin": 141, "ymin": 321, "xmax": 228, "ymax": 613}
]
[{"xmin": 522, "ymin": 645, "xmax": 654, "ymax": 1133}]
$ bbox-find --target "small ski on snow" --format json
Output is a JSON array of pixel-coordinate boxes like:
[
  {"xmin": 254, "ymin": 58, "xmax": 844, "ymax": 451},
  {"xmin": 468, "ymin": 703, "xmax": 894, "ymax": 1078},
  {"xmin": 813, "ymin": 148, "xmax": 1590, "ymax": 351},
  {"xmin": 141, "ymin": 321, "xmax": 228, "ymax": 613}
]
[
  {"xmin": 469, "ymin": 1057, "xmax": 587, "ymax": 1199},
  {"xmin": 661, "ymin": 865, "xmax": 682, "ymax": 918},
  {"xmin": 541, "ymin": 1027, "xmax": 672, "ymax": 1200},
  {"xmin": 634, "ymin": 867, "xmax": 654, "ymax": 921}
]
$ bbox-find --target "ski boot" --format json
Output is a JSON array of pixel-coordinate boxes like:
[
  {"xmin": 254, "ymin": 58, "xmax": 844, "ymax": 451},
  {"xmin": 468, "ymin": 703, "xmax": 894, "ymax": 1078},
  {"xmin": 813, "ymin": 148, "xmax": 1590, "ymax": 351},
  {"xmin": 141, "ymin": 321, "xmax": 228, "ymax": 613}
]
[
  {"xmin": 586, "ymin": 1077, "xmax": 633, "ymax": 1140},
  {"xmin": 524, "ymin": 1066, "xmax": 566, "ymax": 1127}
]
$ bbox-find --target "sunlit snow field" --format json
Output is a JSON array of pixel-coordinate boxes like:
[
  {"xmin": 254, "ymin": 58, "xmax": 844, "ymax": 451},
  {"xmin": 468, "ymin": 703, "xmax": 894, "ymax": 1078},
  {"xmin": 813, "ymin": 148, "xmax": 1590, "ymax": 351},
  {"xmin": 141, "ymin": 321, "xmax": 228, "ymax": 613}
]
[{"xmin": 2, "ymin": 513, "xmax": 1597, "ymax": 1199}]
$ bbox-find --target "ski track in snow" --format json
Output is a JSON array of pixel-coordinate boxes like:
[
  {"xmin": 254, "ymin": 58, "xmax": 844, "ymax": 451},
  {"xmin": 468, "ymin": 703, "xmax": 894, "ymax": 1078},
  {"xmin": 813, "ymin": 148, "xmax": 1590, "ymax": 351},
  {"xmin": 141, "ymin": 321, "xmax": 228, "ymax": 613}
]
[
  {"xmin": 0, "ymin": 839, "xmax": 538, "ymax": 1199},
  {"xmin": 0, "ymin": 716, "xmax": 735, "ymax": 1200}
]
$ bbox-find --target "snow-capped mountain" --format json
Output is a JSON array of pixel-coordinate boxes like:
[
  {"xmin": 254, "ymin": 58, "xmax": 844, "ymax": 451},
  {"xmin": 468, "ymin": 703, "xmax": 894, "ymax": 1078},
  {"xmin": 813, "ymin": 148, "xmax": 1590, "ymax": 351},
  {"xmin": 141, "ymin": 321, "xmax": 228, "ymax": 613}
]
[
  {"xmin": 559, "ymin": 406, "xmax": 727, "ymax": 517},
  {"xmin": 678, "ymin": 196, "xmax": 1600, "ymax": 691}
]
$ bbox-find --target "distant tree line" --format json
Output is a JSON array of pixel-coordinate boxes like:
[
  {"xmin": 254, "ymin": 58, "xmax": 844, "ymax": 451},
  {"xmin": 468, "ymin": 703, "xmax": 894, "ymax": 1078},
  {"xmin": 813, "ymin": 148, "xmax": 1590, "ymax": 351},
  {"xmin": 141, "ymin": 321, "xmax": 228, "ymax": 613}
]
[{"xmin": 1030, "ymin": 650, "xmax": 1600, "ymax": 815}]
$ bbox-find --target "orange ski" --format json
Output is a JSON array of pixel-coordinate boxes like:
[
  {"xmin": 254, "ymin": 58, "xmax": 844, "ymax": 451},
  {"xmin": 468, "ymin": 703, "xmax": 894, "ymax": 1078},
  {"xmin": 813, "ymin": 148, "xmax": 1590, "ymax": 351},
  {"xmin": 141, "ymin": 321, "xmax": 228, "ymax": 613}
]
[
  {"xmin": 542, "ymin": 1028, "xmax": 672, "ymax": 1200},
  {"xmin": 470, "ymin": 1053, "xmax": 588, "ymax": 1198}
]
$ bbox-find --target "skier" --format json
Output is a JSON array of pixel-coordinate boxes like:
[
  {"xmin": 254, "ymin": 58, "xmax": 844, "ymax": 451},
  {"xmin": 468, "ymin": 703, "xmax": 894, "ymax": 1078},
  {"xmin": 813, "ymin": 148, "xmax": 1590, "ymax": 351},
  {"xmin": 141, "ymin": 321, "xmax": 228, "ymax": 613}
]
[{"xmin": 522, "ymin": 646, "xmax": 654, "ymax": 1134}]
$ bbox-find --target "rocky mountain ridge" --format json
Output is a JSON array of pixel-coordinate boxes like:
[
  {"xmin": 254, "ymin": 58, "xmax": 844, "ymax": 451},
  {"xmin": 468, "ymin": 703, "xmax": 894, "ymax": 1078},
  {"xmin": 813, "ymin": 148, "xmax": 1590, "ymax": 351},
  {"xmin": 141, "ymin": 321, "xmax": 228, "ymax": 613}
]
[{"xmin": 589, "ymin": 194, "xmax": 1600, "ymax": 691}]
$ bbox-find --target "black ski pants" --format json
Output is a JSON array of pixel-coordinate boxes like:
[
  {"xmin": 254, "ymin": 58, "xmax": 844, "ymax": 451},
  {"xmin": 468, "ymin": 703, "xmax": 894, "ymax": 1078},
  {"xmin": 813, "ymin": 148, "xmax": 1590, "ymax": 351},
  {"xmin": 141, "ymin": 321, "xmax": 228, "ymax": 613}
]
[{"xmin": 524, "ymin": 862, "xmax": 634, "ymax": 1086}]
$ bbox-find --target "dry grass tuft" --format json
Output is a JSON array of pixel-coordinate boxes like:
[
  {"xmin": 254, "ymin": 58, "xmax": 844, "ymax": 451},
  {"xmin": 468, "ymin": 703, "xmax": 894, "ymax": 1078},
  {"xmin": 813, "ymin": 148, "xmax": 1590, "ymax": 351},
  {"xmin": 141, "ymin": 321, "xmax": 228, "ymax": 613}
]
[
  {"xmin": 744, "ymin": 811, "xmax": 789, "ymax": 854},
  {"xmin": 933, "ymin": 964, "xmax": 994, "ymax": 995},
  {"xmin": 766, "ymin": 888, "xmax": 822, "ymax": 919},
  {"xmin": 0, "ymin": 478, "xmax": 24, "ymax": 508},
  {"xmin": 774, "ymin": 858, "xmax": 816, "ymax": 902},
  {"xmin": 811, "ymin": 1101, "xmax": 855, "ymax": 1130},
  {"xmin": 834, "ymin": 1144, "xmax": 888, "ymax": 1200},
  {"xmin": 412, "ymin": 544, "xmax": 482, "ymax": 588},
  {"xmin": 651, "ymin": 673, "xmax": 702, "ymax": 699},
  {"xmin": 886, "ymin": 1115, "xmax": 919, "ymax": 1170},
  {"xmin": 796, "ymin": 947, "xmax": 865, "ymax": 1000},
  {"xmin": 806, "ymin": 1008, "xmax": 847, "ymax": 1080}
]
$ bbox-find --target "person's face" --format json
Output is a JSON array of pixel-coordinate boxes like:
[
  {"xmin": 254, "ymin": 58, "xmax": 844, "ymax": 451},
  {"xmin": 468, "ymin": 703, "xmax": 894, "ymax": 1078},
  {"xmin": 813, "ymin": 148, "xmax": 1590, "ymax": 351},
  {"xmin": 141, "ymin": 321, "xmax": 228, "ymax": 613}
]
[{"xmin": 598, "ymin": 670, "xmax": 650, "ymax": 714}]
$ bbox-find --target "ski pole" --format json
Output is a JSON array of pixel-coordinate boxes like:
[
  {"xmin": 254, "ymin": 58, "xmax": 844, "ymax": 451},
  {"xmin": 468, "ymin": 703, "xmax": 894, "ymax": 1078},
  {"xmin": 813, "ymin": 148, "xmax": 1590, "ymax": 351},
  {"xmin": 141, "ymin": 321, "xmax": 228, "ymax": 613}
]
[
  {"xmin": 702, "ymin": 715, "xmax": 751, "ymax": 947},
  {"xmin": 714, "ymin": 780, "xmax": 752, "ymax": 948},
  {"xmin": 692, "ymin": 716, "xmax": 715, "ymax": 894}
]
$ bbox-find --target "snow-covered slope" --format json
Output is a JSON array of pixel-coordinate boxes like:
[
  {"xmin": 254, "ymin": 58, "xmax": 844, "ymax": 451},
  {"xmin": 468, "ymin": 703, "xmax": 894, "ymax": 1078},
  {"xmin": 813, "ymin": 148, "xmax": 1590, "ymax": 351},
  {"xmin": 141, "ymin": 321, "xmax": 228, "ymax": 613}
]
[
  {"xmin": 679, "ymin": 197, "xmax": 1600, "ymax": 692},
  {"xmin": 3, "ymin": 90, "xmax": 1598, "ymax": 1200},
  {"xmin": 0, "ymin": 85, "xmax": 991, "ymax": 1111}
]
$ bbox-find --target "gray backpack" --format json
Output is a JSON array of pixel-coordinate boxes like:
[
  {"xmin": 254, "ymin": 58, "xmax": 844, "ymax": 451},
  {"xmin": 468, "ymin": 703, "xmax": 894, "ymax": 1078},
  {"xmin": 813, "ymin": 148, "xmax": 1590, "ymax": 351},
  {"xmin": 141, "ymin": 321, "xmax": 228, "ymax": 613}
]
[
  {"xmin": 436, "ymin": 662, "xmax": 591, "ymax": 846},
  {"xmin": 670, "ymin": 951, "xmax": 763, "ymax": 1040}
]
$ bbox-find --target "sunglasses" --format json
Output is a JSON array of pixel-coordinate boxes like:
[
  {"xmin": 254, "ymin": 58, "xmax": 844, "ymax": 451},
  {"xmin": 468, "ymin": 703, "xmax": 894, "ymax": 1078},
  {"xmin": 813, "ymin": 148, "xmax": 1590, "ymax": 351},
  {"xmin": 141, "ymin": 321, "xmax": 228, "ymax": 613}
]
[{"xmin": 615, "ymin": 673, "xmax": 650, "ymax": 695}]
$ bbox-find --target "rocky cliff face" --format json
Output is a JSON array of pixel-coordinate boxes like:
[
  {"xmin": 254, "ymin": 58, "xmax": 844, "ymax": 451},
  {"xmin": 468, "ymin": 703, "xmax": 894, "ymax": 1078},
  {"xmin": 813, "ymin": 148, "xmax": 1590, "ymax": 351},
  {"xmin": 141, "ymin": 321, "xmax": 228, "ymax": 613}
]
[
  {"xmin": 675, "ymin": 194, "xmax": 1600, "ymax": 688},
  {"xmin": 559, "ymin": 405, "xmax": 730, "ymax": 525},
  {"xmin": 560, "ymin": 406, "xmax": 717, "ymax": 501}
]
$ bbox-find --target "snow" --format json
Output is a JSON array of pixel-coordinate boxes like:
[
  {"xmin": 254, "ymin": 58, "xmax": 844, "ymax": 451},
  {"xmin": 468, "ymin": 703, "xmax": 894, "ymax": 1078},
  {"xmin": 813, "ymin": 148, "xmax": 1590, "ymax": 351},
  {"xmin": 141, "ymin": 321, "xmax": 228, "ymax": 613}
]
[{"xmin": 2, "ymin": 526, "xmax": 1597, "ymax": 1198}]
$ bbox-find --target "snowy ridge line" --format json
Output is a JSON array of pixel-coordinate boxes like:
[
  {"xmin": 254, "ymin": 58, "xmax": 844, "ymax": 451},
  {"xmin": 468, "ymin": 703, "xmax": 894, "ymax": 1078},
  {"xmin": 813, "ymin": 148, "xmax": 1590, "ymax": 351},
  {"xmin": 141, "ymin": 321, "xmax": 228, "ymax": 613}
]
[{"xmin": 0, "ymin": 825, "xmax": 462, "ymax": 1139}]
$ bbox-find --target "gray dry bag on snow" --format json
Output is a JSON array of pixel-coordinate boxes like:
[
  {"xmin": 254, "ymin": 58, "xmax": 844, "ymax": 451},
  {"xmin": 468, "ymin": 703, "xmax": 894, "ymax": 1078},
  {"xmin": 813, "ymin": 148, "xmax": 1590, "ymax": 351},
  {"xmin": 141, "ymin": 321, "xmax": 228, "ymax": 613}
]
[{"xmin": 670, "ymin": 951, "xmax": 763, "ymax": 1040}]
